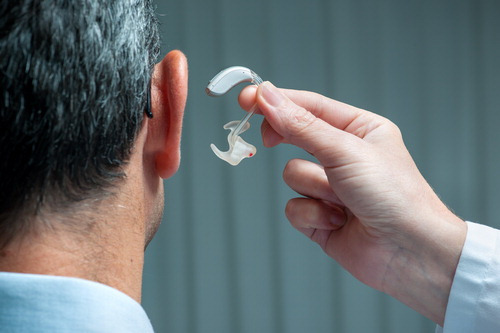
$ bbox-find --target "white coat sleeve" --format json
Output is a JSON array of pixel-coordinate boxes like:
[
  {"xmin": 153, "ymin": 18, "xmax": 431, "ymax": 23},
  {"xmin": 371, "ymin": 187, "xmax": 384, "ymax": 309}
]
[{"xmin": 436, "ymin": 221, "xmax": 500, "ymax": 333}]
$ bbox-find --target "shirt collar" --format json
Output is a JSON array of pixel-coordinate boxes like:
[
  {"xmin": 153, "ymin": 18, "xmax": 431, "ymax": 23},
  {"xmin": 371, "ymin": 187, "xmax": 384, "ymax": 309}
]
[{"xmin": 0, "ymin": 272, "xmax": 154, "ymax": 332}]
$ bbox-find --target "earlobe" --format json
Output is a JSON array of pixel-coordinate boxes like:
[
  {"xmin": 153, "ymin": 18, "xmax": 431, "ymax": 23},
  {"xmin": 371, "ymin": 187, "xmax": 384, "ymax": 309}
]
[{"xmin": 147, "ymin": 50, "xmax": 188, "ymax": 179}]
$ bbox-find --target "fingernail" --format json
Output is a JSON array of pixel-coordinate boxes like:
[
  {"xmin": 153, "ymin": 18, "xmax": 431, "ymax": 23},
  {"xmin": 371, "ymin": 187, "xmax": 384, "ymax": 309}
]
[{"xmin": 261, "ymin": 82, "xmax": 284, "ymax": 107}]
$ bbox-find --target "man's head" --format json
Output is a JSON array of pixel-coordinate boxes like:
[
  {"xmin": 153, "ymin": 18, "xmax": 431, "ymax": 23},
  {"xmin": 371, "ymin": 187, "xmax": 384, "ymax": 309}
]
[{"xmin": 0, "ymin": 1, "xmax": 187, "ymax": 249}]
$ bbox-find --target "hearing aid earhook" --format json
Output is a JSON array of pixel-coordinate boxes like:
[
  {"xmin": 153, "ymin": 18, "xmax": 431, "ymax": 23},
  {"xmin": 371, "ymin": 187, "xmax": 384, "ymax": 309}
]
[{"xmin": 205, "ymin": 66, "xmax": 263, "ymax": 166}]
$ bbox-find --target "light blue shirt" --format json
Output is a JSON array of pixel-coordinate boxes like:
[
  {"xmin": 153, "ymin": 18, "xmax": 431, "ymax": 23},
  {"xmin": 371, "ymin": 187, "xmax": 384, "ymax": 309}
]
[
  {"xmin": 437, "ymin": 222, "xmax": 500, "ymax": 333},
  {"xmin": 0, "ymin": 272, "xmax": 154, "ymax": 332}
]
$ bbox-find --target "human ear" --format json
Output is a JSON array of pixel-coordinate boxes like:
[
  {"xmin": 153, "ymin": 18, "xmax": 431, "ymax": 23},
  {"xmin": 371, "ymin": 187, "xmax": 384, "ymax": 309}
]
[{"xmin": 147, "ymin": 50, "xmax": 188, "ymax": 179}]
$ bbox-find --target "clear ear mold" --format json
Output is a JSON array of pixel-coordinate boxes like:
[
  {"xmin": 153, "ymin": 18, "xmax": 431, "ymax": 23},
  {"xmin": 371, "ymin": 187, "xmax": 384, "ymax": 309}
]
[{"xmin": 205, "ymin": 66, "xmax": 263, "ymax": 166}]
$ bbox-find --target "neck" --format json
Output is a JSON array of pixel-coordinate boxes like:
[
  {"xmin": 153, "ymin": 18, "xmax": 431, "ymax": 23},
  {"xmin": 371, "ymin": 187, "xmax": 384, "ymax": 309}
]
[
  {"xmin": 0, "ymin": 198, "xmax": 147, "ymax": 302},
  {"xmin": 0, "ymin": 127, "xmax": 160, "ymax": 303}
]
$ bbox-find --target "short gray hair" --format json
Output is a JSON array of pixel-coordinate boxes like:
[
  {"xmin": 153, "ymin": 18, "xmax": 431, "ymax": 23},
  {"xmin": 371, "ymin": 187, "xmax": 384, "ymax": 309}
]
[{"xmin": 0, "ymin": 0, "xmax": 160, "ymax": 246}]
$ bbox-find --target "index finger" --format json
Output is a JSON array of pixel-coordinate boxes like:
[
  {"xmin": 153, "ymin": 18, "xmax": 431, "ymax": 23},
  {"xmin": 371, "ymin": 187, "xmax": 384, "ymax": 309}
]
[
  {"xmin": 239, "ymin": 84, "xmax": 367, "ymax": 131},
  {"xmin": 254, "ymin": 82, "xmax": 364, "ymax": 168}
]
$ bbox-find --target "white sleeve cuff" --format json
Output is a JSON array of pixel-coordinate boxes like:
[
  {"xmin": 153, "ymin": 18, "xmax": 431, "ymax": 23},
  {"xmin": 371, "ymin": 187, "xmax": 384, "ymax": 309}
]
[{"xmin": 439, "ymin": 221, "xmax": 500, "ymax": 332}]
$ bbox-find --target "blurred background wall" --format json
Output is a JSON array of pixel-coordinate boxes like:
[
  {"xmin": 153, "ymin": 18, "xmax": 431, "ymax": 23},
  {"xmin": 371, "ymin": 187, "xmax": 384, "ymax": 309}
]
[{"xmin": 142, "ymin": 0, "xmax": 500, "ymax": 332}]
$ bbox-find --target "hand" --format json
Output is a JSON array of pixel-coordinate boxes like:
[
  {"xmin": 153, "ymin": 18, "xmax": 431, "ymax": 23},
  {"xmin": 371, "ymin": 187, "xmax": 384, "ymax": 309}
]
[{"xmin": 239, "ymin": 82, "xmax": 467, "ymax": 325}]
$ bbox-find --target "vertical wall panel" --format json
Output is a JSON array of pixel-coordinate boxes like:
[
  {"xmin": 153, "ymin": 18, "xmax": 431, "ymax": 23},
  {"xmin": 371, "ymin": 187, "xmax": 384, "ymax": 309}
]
[
  {"xmin": 142, "ymin": 0, "xmax": 500, "ymax": 332},
  {"xmin": 480, "ymin": 0, "xmax": 500, "ymax": 229}
]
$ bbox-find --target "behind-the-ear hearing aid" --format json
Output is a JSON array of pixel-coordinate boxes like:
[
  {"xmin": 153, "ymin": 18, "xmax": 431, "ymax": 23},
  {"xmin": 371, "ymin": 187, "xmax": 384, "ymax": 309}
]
[
  {"xmin": 205, "ymin": 66, "xmax": 263, "ymax": 166},
  {"xmin": 145, "ymin": 80, "xmax": 153, "ymax": 118}
]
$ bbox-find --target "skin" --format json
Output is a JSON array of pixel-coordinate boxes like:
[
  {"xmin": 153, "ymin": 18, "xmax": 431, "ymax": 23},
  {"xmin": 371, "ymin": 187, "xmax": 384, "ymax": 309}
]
[
  {"xmin": 0, "ymin": 51, "xmax": 464, "ymax": 325},
  {"xmin": 0, "ymin": 50, "xmax": 188, "ymax": 303},
  {"xmin": 239, "ymin": 82, "xmax": 467, "ymax": 326}
]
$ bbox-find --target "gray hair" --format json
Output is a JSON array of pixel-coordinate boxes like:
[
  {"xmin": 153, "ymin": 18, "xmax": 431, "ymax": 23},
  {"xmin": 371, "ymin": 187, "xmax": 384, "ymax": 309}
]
[{"xmin": 0, "ymin": 0, "xmax": 160, "ymax": 246}]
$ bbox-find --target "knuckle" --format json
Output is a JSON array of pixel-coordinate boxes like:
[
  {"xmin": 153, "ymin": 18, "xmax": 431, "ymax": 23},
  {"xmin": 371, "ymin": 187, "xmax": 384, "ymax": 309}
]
[
  {"xmin": 283, "ymin": 103, "xmax": 317, "ymax": 136},
  {"xmin": 387, "ymin": 121, "xmax": 403, "ymax": 138},
  {"xmin": 377, "ymin": 119, "xmax": 403, "ymax": 141}
]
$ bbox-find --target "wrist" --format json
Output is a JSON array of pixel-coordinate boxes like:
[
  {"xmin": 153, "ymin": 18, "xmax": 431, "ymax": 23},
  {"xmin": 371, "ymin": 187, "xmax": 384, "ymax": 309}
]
[{"xmin": 381, "ymin": 210, "xmax": 467, "ymax": 325}]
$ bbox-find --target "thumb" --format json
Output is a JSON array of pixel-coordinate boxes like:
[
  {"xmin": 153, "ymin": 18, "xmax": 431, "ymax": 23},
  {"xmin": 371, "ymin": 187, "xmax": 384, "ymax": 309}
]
[{"xmin": 256, "ymin": 82, "xmax": 358, "ymax": 167}]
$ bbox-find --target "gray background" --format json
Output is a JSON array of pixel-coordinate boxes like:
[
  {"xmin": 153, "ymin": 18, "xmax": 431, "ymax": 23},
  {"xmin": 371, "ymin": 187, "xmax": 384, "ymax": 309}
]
[{"xmin": 143, "ymin": 0, "xmax": 500, "ymax": 332}]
